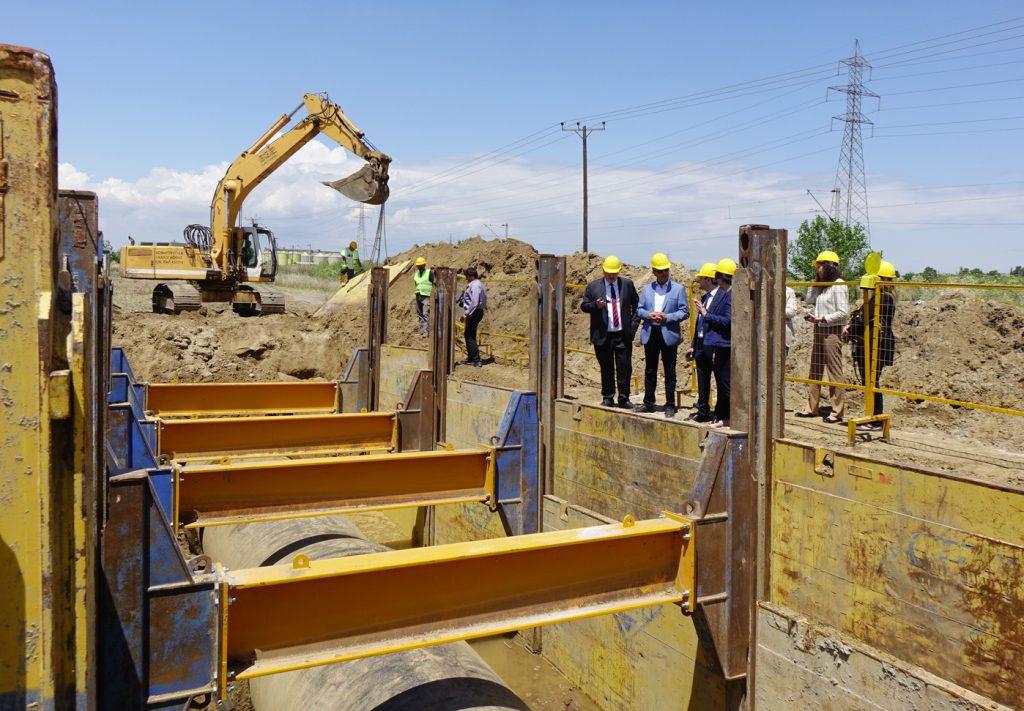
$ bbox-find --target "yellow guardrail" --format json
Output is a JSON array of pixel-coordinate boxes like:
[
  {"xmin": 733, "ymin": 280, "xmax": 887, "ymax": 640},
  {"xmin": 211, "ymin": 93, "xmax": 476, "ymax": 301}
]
[{"xmin": 786, "ymin": 279, "xmax": 1024, "ymax": 440}]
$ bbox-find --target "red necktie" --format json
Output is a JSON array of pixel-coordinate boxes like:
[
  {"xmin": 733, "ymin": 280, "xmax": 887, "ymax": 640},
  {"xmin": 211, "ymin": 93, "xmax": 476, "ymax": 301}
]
[{"xmin": 610, "ymin": 282, "xmax": 620, "ymax": 328}]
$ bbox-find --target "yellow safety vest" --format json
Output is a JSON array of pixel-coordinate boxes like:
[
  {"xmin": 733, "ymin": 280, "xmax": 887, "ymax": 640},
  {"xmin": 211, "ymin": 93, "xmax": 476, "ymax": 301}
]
[{"xmin": 413, "ymin": 268, "xmax": 433, "ymax": 296}]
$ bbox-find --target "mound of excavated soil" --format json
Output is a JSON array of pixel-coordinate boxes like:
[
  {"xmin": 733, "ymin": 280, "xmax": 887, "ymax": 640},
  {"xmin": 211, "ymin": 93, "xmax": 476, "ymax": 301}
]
[{"xmin": 112, "ymin": 237, "xmax": 1024, "ymax": 453}]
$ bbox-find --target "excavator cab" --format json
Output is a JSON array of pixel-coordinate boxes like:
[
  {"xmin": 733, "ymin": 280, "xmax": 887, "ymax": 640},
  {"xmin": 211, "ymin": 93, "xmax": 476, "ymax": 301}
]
[{"xmin": 239, "ymin": 223, "xmax": 279, "ymax": 281}]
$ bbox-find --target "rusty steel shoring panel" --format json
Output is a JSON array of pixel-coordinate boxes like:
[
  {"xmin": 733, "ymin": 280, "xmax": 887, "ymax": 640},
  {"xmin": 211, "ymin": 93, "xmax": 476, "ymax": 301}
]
[
  {"xmin": 428, "ymin": 266, "xmax": 457, "ymax": 440},
  {"xmin": 729, "ymin": 225, "xmax": 787, "ymax": 704},
  {"xmin": 396, "ymin": 369, "xmax": 436, "ymax": 451},
  {"xmin": 530, "ymin": 255, "xmax": 566, "ymax": 496},
  {"xmin": 216, "ymin": 514, "xmax": 696, "ymax": 688},
  {"xmin": 366, "ymin": 267, "xmax": 389, "ymax": 411}
]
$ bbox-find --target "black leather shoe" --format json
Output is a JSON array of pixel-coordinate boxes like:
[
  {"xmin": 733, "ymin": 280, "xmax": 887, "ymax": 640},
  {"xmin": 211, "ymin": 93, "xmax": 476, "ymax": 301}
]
[
  {"xmin": 616, "ymin": 398, "xmax": 632, "ymax": 409},
  {"xmin": 688, "ymin": 412, "xmax": 712, "ymax": 422},
  {"xmin": 634, "ymin": 403, "xmax": 657, "ymax": 413},
  {"xmin": 664, "ymin": 405, "xmax": 677, "ymax": 418},
  {"xmin": 601, "ymin": 397, "xmax": 615, "ymax": 407}
]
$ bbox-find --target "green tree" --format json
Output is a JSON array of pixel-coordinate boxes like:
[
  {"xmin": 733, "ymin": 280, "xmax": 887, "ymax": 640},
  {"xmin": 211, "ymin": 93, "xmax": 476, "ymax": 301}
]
[
  {"xmin": 788, "ymin": 216, "xmax": 871, "ymax": 281},
  {"xmin": 1011, "ymin": 265, "xmax": 1024, "ymax": 277},
  {"xmin": 921, "ymin": 266, "xmax": 939, "ymax": 281}
]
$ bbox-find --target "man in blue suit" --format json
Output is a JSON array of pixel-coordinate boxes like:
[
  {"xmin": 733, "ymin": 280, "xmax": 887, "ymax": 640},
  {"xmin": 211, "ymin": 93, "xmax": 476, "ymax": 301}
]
[
  {"xmin": 635, "ymin": 253, "xmax": 689, "ymax": 417},
  {"xmin": 692, "ymin": 257, "xmax": 735, "ymax": 427}
]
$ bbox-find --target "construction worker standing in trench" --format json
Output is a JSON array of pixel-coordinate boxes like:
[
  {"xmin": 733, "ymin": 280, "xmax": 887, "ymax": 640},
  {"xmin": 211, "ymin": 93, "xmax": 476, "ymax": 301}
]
[
  {"xmin": 796, "ymin": 250, "xmax": 849, "ymax": 424},
  {"xmin": 412, "ymin": 257, "xmax": 434, "ymax": 336},
  {"xmin": 340, "ymin": 240, "xmax": 362, "ymax": 283}
]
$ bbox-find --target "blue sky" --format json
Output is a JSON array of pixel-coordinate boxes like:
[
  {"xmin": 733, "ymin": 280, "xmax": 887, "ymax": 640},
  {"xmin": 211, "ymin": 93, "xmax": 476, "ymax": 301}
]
[{"xmin": 6, "ymin": 1, "xmax": 1024, "ymax": 270}]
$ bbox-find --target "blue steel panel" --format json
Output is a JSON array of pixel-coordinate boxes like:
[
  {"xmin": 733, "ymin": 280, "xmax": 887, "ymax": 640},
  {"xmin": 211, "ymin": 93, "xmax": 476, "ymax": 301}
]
[
  {"xmin": 148, "ymin": 468, "xmax": 175, "ymax": 522},
  {"xmin": 494, "ymin": 391, "xmax": 540, "ymax": 535},
  {"xmin": 101, "ymin": 471, "xmax": 218, "ymax": 707},
  {"xmin": 110, "ymin": 373, "xmax": 129, "ymax": 403}
]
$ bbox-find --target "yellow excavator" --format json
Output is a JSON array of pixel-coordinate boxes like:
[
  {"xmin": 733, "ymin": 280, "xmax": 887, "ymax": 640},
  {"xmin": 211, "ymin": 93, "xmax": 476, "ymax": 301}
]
[{"xmin": 119, "ymin": 93, "xmax": 390, "ymax": 315}]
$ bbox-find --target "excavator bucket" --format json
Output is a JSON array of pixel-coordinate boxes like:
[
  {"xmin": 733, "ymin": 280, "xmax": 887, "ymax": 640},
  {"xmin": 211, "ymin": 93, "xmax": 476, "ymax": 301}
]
[{"xmin": 322, "ymin": 161, "xmax": 390, "ymax": 205}]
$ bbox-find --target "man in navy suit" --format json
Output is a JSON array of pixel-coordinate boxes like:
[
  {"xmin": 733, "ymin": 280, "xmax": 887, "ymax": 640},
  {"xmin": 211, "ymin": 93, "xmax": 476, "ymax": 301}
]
[
  {"xmin": 635, "ymin": 253, "xmax": 689, "ymax": 417},
  {"xmin": 691, "ymin": 257, "xmax": 735, "ymax": 427},
  {"xmin": 686, "ymin": 262, "xmax": 719, "ymax": 422}
]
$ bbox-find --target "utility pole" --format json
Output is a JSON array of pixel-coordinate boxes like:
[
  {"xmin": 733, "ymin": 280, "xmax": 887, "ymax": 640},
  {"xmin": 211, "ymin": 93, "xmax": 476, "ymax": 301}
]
[
  {"xmin": 562, "ymin": 121, "xmax": 605, "ymax": 253},
  {"xmin": 828, "ymin": 40, "xmax": 878, "ymax": 241}
]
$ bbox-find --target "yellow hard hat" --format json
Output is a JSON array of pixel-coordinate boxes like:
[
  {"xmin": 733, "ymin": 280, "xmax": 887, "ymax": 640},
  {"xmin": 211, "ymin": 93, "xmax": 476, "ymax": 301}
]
[
  {"xmin": 650, "ymin": 253, "xmax": 671, "ymax": 270},
  {"xmin": 415, "ymin": 257, "xmax": 426, "ymax": 266},
  {"xmin": 602, "ymin": 255, "xmax": 622, "ymax": 274},
  {"xmin": 349, "ymin": 241, "xmax": 358, "ymax": 249},
  {"xmin": 859, "ymin": 274, "xmax": 878, "ymax": 289},
  {"xmin": 697, "ymin": 262, "xmax": 718, "ymax": 279},
  {"xmin": 716, "ymin": 257, "xmax": 737, "ymax": 276},
  {"xmin": 876, "ymin": 260, "xmax": 897, "ymax": 279},
  {"xmin": 814, "ymin": 250, "xmax": 840, "ymax": 265}
]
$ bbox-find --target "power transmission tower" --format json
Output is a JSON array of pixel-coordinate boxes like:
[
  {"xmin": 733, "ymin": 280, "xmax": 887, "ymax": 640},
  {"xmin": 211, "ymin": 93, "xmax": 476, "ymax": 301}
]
[
  {"xmin": 828, "ymin": 40, "xmax": 878, "ymax": 241},
  {"xmin": 356, "ymin": 204, "xmax": 367, "ymax": 253},
  {"xmin": 368, "ymin": 204, "xmax": 386, "ymax": 266},
  {"xmin": 561, "ymin": 121, "xmax": 605, "ymax": 253}
]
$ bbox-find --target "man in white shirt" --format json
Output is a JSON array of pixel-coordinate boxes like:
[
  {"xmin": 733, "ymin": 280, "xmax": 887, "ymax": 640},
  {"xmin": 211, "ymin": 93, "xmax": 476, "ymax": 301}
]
[{"xmin": 797, "ymin": 251, "xmax": 849, "ymax": 423}]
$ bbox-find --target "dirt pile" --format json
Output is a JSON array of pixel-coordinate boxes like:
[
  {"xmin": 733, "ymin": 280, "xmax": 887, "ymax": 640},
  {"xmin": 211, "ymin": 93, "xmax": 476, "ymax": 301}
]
[{"xmin": 786, "ymin": 289, "xmax": 1024, "ymax": 449}]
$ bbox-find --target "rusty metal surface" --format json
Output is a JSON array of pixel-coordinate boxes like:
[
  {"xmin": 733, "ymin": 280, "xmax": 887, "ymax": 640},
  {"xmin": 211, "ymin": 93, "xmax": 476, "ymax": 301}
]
[
  {"xmin": 428, "ymin": 267, "xmax": 457, "ymax": 440},
  {"xmin": 530, "ymin": 255, "xmax": 566, "ymax": 495},
  {"xmin": 366, "ymin": 267, "xmax": 389, "ymax": 411},
  {"xmin": 396, "ymin": 369, "xmax": 436, "ymax": 451},
  {"xmin": 682, "ymin": 430, "xmax": 752, "ymax": 681},
  {"xmin": 100, "ymin": 471, "xmax": 217, "ymax": 707}
]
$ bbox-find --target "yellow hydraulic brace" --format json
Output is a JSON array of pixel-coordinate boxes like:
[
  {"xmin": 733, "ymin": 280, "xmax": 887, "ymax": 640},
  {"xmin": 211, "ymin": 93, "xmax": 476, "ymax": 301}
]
[
  {"xmin": 147, "ymin": 380, "xmax": 339, "ymax": 419},
  {"xmin": 175, "ymin": 448, "xmax": 495, "ymax": 530},
  {"xmin": 216, "ymin": 514, "xmax": 695, "ymax": 690},
  {"xmin": 157, "ymin": 411, "xmax": 397, "ymax": 461}
]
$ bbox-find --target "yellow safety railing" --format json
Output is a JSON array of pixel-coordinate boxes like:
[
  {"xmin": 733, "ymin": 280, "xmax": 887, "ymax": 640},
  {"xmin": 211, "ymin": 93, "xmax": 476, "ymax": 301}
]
[{"xmin": 786, "ymin": 279, "xmax": 1024, "ymax": 440}]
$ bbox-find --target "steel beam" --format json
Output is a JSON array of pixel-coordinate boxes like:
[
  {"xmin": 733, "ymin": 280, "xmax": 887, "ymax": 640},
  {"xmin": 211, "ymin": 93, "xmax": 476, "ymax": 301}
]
[
  {"xmin": 176, "ymin": 449, "xmax": 494, "ymax": 529},
  {"xmin": 147, "ymin": 381, "xmax": 339, "ymax": 418},
  {"xmin": 217, "ymin": 514, "xmax": 695, "ymax": 686},
  {"xmin": 157, "ymin": 412, "xmax": 397, "ymax": 461}
]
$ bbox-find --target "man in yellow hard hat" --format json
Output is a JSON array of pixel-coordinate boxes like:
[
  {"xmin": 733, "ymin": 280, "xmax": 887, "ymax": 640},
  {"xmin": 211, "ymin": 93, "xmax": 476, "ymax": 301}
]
[
  {"xmin": 686, "ymin": 262, "xmax": 719, "ymax": 422},
  {"xmin": 635, "ymin": 253, "xmax": 689, "ymax": 417},
  {"xmin": 412, "ymin": 257, "xmax": 434, "ymax": 336},
  {"xmin": 581, "ymin": 255, "xmax": 639, "ymax": 408},
  {"xmin": 340, "ymin": 240, "xmax": 362, "ymax": 282},
  {"xmin": 691, "ymin": 258, "xmax": 735, "ymax": 427}
]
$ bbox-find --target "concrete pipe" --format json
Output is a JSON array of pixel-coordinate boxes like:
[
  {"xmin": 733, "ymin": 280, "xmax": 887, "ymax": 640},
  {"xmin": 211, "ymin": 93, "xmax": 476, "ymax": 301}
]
[{"xmin": 203, "ymin": 517, "xmax": 528, "ymax": 711}]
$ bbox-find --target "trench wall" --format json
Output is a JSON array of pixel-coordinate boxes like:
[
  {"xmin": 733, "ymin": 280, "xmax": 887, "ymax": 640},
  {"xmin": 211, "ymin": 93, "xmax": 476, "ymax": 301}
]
[
  {"xmin": 544, "ymin": 401, "xmax": 726, "ymax": 709},
  {"xmin": 378, "ymin": 345, "xmax": 427, "ymax": 413},
  {"xmin": 765, "ymin": 439, "xmax": 1024, "ymax": 708},
  {"xmin": 434, "ymin": 378, "xmax": 514, "ymax": 543}
]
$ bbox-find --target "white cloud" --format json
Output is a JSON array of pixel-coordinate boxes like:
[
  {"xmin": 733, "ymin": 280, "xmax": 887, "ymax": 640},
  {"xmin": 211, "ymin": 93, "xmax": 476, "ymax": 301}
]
[{"xmin": 61, "ymin": 137, "xmax": 1024, "ymax": 271}]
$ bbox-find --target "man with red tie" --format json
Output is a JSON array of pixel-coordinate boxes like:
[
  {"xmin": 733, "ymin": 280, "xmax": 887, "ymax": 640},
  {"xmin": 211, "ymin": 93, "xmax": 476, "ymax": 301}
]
[{"xmin": 581, "ymin": 256, "xmax": 640, "ymax": 408}]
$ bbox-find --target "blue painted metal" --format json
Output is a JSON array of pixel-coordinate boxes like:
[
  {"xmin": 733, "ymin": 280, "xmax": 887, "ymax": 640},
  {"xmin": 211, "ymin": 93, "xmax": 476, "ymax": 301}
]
[
  {"xmin": 492, "ymin": 391, "xmax": 540, "ymax": 535},
  {"xmin": 99, "ymin": 470, "xmax": 217, "ymax": 708}
]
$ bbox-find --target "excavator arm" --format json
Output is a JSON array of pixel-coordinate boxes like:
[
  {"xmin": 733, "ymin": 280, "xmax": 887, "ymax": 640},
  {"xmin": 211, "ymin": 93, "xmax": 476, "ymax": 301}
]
[{"xmin": 209, "ymin": 93, "xmax": 390, "ymax": 269}]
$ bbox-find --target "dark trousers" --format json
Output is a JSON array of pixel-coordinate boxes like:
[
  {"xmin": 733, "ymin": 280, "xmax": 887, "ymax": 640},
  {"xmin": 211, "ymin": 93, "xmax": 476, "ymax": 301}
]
[
  {"xmin": 694, "ymin": 344, "xmax": 713, "ymax": 418},
  {"xmin": 854, "ymin": 346, "xmax": 885, "ymax": 415},
  {"xmin": 416, "ymin": 294, "xmax": 430, "ymax": 335},
  {"xmin": 594, "ymin": 331, "xmax": 632, "ymax": 400},
  {"xmin": 465, "ymin": 308, "xmax": 484, "ymax": 362},
  {"xmin": 711, "ymin": 345, "xmax": 731, "ymax": 421},
  {"xmin": 643, "ymin": 328, "xmax": 678, "ymax": 406}
]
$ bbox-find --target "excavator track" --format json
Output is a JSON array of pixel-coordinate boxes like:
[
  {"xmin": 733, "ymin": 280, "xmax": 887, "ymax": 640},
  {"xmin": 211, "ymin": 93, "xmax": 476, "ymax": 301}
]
[
  {"xmin": 259, "ymin": 290, "xmax": 286, "ymax": 314},
  {"xmin": 152, "ymin": 283, "xmax": 202, "ymax": 314}
]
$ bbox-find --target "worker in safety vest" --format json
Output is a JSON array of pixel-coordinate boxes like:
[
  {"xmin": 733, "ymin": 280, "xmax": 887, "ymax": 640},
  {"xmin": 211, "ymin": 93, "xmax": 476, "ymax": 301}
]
[
  {"xmin": 412, "ymin": 257, "xmax": 434, "ymax": 336},
  {"xmin": 340, "ymin": 241, "xmax": 362, "ymax": 283}
]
